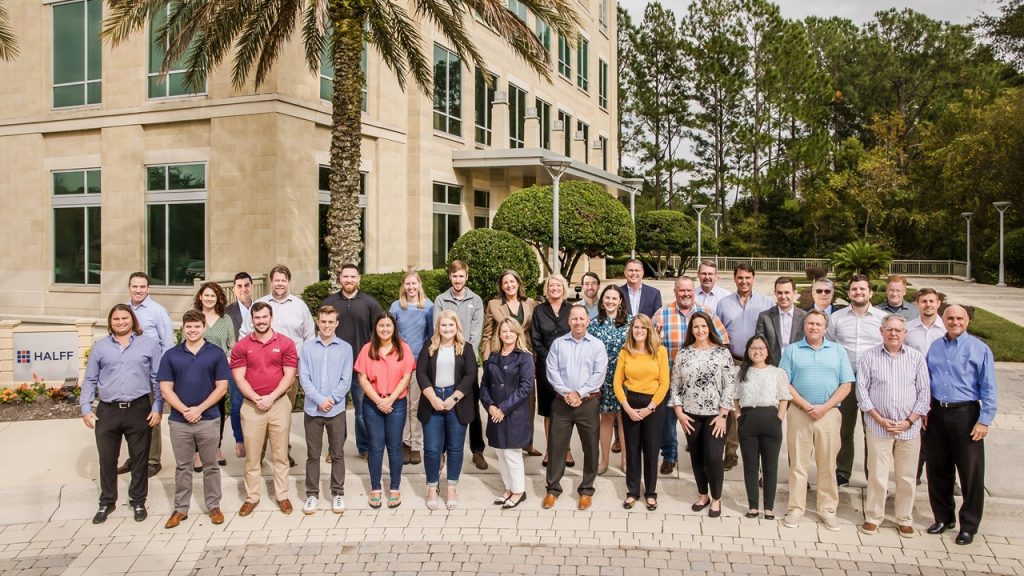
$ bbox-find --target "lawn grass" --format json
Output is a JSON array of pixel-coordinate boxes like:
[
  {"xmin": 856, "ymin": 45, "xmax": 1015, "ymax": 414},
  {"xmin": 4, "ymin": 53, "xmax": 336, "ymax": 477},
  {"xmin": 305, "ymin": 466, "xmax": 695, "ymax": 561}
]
[{"xmin": 969, "ymin": 307, "xmax": 1024, "ymax": 362}]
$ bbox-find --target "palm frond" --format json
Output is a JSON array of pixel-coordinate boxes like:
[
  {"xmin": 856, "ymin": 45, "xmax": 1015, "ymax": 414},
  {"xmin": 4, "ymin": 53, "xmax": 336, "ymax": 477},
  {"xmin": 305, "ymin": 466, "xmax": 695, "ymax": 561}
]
[
  {"xmin": 364, "ymin": 0, "xmax": 431, "ymax": 93},
  {"xmin": 0, "ymin": 0, "xmax": 18, "ymax": 61},
  {"xmin": 101, "ymin": 0, "xmax": 170, "ymax": 45},
  {"xmin": 301, "ymin": 0, "xmax": 329, "ymax": 73},
  {"xmin": 459, "ymin": 0, "xmax": 580, "ymax": 79},
  {"xmin": 414, "ymin": 0, "xmax": 483, "ymax": 76}
]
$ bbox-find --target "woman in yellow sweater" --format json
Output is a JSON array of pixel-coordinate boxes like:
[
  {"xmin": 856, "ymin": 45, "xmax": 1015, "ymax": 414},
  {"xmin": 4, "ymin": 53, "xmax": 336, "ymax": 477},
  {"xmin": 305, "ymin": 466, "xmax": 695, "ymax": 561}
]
[{"xmin": 613, "ymin": 314, "xmax": 670, "ymax": 511}]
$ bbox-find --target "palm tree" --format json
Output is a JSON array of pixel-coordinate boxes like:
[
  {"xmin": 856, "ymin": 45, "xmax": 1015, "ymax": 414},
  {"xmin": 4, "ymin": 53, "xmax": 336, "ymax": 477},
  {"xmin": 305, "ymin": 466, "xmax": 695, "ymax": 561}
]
[
  {"xmin": 0, "ymin": 0, "xmax": 18, "ymax": 61},
  {"xmin": 102, "ymin": 0, "xmax": 579, "ymax": 273}
]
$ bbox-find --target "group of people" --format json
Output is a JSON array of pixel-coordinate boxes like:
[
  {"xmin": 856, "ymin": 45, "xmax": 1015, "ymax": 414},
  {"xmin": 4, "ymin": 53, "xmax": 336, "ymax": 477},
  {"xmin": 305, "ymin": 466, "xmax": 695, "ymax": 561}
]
[{"xmin": 80, "ymin": 259, "xmax": 997, "ymax": 546}]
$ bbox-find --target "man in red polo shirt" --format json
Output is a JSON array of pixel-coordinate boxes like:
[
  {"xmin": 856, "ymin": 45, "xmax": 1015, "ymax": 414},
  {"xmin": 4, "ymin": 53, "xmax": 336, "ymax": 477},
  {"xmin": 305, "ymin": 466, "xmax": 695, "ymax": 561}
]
[{"xmin": 231, "ymin": 302, "xmax": 299, "ymax": 516}]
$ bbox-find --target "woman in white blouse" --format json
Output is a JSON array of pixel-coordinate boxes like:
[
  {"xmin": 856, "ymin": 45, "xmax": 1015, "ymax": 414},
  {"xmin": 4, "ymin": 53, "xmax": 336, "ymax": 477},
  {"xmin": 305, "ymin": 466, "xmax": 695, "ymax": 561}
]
[{"xmin": 734, "ymin": 335, "xmax": 791, "ymax": 520}]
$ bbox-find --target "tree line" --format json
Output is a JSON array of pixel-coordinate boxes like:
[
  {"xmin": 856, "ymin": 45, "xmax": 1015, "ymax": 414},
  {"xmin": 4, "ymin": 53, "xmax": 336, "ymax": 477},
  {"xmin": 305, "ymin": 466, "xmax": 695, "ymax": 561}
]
[{"xmin": 618, "ymin": 0, "xmax": 1024, "ymax": 284}]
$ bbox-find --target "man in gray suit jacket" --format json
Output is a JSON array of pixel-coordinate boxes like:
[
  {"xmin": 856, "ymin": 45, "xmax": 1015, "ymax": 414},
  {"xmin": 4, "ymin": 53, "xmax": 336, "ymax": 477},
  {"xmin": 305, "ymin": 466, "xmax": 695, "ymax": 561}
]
[{"xmin": 756, "ymin": 277, "xmax": 808, "ymax": 364}]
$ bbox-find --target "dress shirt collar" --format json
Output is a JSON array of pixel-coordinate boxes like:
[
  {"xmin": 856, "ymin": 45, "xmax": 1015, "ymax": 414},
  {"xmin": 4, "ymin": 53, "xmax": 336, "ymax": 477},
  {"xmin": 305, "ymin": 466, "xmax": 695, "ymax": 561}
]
[
  {"xmin": 268, "ymin": 292, "xmax": 296, "ymax": 304},
  {"xmin": 129, "ymin": 296, "xmax": 154, "ymax": 310},
  {"xmin": 314, "ymin": 334, "xmax": 340, "ymax": 347},
  {"xmin": 560, "ymin": 332, "xmax": 595, "ymax": 344}
]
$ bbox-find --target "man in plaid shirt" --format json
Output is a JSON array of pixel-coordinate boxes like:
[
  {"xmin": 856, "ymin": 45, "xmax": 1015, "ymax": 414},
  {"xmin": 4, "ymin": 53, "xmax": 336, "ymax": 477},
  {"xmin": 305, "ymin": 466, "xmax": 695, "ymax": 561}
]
[{"xmin": 653, "ymin": 275, "xmax": 729, "ymax": 474}]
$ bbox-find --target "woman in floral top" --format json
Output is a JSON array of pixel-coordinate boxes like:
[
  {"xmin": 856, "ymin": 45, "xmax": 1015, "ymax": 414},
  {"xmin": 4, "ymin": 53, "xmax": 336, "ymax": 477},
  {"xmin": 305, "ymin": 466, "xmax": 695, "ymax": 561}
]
[
  {"xmin": 669, "ymin": 311, "xmax": 735, "ymax": 518},
  {"xmin": 587, "ymin": 285, "xmax": 632, "ymax": 475}
]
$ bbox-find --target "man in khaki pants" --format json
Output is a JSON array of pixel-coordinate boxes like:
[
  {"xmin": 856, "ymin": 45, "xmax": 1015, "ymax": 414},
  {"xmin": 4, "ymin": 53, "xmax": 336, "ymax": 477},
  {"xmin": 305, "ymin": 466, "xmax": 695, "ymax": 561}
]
[
  {"xmin": 855, "ymin": 314, "xmax": 931, "ymax": 538},
  {"xmin": 779, "ymin": 311, "xmax": 854, "ymax": 531},
  {"xmin": 231, "ymin": 302, "xmax": 299, "ymax": 516}
]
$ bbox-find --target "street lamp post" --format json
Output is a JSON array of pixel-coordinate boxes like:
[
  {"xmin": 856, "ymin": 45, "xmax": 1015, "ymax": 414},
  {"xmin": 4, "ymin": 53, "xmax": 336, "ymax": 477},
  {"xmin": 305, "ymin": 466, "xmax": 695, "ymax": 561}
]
[
  {"xmin": 961, "ymin": 212, "xmax": 973, "ymax": 282},
  {"xmin": 541, "ymin": 157, "xmax": 573, "ymax": 276},
  {"xmin": 993, "ymin": 201, "xmax": 1012, "ymax": 287},
  {"xmin": 622, "ymin": 177, "xmax": 645, "ymax": 259},
  {"xmin": 693, "ymin": 204, "xmax": 707, "ymax": 271},
  {"xmin": 711, "ymin": 212, "xmax": 722, "ymax": 238}
]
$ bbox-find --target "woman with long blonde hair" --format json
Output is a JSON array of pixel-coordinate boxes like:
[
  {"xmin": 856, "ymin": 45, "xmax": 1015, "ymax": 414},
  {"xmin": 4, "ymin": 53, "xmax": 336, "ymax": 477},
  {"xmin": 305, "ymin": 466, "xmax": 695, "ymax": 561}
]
[
  {"xmin": 531, "ymin": 274, "xmax": 572, "ymax": 467},
  {"xmin": 389, "ymin": 270, "xmax": 434, "ymax": 466}
]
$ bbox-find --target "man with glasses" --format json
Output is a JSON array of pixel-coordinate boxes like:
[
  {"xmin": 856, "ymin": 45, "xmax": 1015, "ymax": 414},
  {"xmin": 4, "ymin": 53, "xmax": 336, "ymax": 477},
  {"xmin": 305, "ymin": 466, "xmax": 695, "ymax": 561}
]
[{"xmin": 806, "ymin": 278, "xmax": 843, "ymax": 316}]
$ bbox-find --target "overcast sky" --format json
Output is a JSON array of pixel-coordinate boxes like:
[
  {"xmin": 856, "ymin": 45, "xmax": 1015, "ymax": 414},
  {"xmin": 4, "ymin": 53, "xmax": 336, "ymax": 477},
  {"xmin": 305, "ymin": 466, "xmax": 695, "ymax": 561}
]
[{"xmin": 617, "ymin": 0, "xmax": 1000, "ymax": 25}]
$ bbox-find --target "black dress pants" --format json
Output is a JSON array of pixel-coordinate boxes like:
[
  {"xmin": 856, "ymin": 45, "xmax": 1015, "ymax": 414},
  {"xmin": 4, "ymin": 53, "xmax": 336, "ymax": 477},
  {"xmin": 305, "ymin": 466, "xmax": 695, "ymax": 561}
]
[
  {"xmin": 684, "ymin": 413, "xmax": 726, "ymax": 500},
  {"xmin": 545, "ymin": 396, "xmax": 599, "ymax": 496},
  {"xmin": 925, "ymin": 401, "xmax": 985, "ymax": 534},
  {"xmin": 622, "ymin": 391, "xmax": 665, "ymax": 499},
  {"xmin": 95, "ymin": 397, "xmax": 153, "ymax": 507},
  {"xmin": 738, "ymin": 406, "xmax": 783, "ymax": 510},
  {"xmin": 468, "ymin": 380, "xmax": 486, "ymax": 454}
]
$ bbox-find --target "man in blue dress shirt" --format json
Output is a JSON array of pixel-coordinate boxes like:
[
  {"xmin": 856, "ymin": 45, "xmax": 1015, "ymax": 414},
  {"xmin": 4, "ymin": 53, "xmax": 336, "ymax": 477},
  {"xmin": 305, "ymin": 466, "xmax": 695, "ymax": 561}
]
[
  {"xmin": 81, "ymin": 304, "xmax": 163, "ymax": 524},
  {"xmin": 924, "ymin": 305, "xmax": 997, "ymax": 546},
  {"xmin": 542, "ymin": 305, "xmax": 608, "ymax": 511}
]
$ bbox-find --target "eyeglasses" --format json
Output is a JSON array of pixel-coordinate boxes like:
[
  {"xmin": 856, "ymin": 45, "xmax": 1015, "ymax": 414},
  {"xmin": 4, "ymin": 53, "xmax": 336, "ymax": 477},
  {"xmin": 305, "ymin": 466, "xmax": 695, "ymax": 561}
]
[
  {"xmin": 814, "ymin": 289, "xmax": 833, "ymax": 294},
  {"xmin": 748, "ymin": 346, "xmax": 768, "ymax": 352}
]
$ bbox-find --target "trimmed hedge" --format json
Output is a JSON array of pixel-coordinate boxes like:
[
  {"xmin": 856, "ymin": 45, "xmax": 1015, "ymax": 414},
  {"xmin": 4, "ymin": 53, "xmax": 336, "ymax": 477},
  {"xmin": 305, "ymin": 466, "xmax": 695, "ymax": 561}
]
[
  {"xmin": 302, "ymin": 269, "xmax": 449, "ymax": 312},
  {"xmin": 447, "ymin": 228, "xmax": 541, "ymax": 300}
]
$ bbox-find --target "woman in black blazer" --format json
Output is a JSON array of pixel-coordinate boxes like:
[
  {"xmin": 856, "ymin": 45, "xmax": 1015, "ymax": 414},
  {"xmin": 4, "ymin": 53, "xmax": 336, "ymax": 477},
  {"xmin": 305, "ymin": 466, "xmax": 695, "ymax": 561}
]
[{"xmin": 417, "ymin": 309, "xmax": 478, "ymax": 510}]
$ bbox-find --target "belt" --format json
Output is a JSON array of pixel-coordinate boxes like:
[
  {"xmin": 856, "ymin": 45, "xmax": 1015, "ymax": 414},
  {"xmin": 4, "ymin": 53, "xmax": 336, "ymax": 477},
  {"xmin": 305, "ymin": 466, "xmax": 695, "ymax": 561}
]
[
  {"xmin": 100, "ymin": 396, "xmax": 149, "ymax": 409},
  {"xmin": 740, "ymin": 406, "xmax": 775, "ymax": 413},
  {"xmin": 932, "ymin": 399, "xmax": 978, "ymax": 409},
  {"xmin": 562, "ymin": 391, "xmax": 600, "ymax": 402}
]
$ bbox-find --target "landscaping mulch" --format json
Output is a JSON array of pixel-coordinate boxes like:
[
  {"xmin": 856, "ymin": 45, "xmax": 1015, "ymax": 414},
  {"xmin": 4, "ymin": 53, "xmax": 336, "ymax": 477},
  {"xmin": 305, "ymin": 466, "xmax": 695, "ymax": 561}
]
[{"xmin": 0, "ymin": 400, "xmax": 80, "ymax": 422}]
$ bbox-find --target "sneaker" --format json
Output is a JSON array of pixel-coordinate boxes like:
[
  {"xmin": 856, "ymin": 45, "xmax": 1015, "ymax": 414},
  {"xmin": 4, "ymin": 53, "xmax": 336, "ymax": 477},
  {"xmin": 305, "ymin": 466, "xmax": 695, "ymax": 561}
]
[
  {"xmin": 836, "ymin": 474, "xmax": 850, "ymax": 487},
  {"xmin": 331, "ymin": 495, "xmax": 346, "ymax": 514},
  {"xmin": 782, "ymin": 514, "xmax": 800, "ymax": 528},
  {"xmin": 822, "ymin": 516, "xmax": 841, "ymax": 531},
  {"xmin": 302, "ymin": 496, "xmax": 319, "ymax": 515}
]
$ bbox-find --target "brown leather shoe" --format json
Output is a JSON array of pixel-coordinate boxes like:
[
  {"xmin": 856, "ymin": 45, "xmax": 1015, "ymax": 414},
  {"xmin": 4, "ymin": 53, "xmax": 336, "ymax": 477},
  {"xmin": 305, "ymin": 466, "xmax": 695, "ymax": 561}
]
[
  {"xmin": 473, "ymin": 452, "xmax": 488, "ymax": 470},
  {"xmin": 164, "ymin": 511, "xmax": 187, "ymax": 529},
  {"xmin": 578, "ymin": 495, "xmax": 593, "ymax": 511},
  {"xmin": 542, "ymin": 494, "xmax": 558, "ymax": 509},
  {"xmin": 209, "ymin": 508, "xmax": 225, "ymax": 525},
  {"xmin": 858, "ymin": 522, "xmax": 878, "ymax": 535},
  {"xmin": 660, "ymin": 460, "xmax": 675, "ymax": 474},
  {"xmin": 238, "ymin": 501, "xmax": 258, "ymax": 517},
  {"xmin": 277, "ymin": 499, "xmax": 293, "ymax": 514},
  {"xmin": 147, "ymin": 463, "xmax": 162, "ymax": 478},
  {"xmin": 898, "ymin": 525, "xmax": 916, "ymax": 538},
  {"xmin": 116, "ymin": 459, "xmax": 132, "ymax": 474},
  {"xmin": 410, "ymin": 450, "xmax": 421, "ymax": 465}
]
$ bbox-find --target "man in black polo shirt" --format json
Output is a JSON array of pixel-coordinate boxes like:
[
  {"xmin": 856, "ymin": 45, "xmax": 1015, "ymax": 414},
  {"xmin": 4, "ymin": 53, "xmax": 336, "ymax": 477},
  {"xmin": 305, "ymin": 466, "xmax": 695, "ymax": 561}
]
[{"xmin": 157, "ymin": 310, "xmax": 230, "ymax": 528}]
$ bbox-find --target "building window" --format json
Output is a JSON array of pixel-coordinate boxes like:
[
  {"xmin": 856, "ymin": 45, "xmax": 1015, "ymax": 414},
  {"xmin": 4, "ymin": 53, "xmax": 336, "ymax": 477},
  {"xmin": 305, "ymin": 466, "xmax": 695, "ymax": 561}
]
[
  {"xmin": 148, "ymin": 5, "xmax": 205, "ymax": 98},
  {"xmin": 577, "ymin": 37, "xmax": 589, "ymax": 92},
  {"xmin": 52, "ymin": 0, "xmax": 101, "ymax": 108},
  {"xmin": 535, "ymin": 19, "xmax": 551, "ymax": 53},
  {"xmin": 318, "ymin": 166, "xmax": 367, "ymax": 278},
  {"xmin": 599, "ymin": 0, "xmax": 608, "ymax": 30},
  {"xmin": 508, "ymin": 0, "xmax": 527, "ymax": 22},
  {"xmin": 509, "ymin": 83, "xmax": 526, "ymax": 149},
  {"xmin": 475, "ymin": 68, "xmax": 496, "ymax": 146},
  {"xmin": 558, "ymin": 110, "xmax": 572, "ymax": 157},
  {"xmin": 146, "ymin": 163, "xmax": 206, "ymax": 287},
  {"xmin": 474, "ymin": 190, "xmax": 490, "ymax": 228},
  {"xmin": 558, "ymin": 34, "xmax": 571, "ymax": 79},
  {"xmin": 433, "ymin": 44, "xmax": 462, "ymax": 137},
  {"xmin": 433, "ymin": 183, "xmax": 462, "ymax": 268},
  {"xmin": 577, "ymin": 121, "xmax": 590, "ymax": 163},
  {"xmin": 599, "ymin": 59, "xmax": 608, "ymax": 109},
  {"xmin": 599, "ymin": 136, "xmax": 608, "ymax": 171},
  {"xmin": 321, "ymin": 36, "xmax": 368, "ymax": 112},
  {"xmin": 52, "ymin": 170, "xmax": 101, "ymax": 284},
  {"xmin": 536, "ymin": 98, "xmax": 551, "ymax": 150}
]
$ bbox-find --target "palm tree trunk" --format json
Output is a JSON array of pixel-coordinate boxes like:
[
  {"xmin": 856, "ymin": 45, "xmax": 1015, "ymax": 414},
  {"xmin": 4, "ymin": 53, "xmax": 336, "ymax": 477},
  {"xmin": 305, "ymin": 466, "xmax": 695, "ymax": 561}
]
[{"xmin": 326, "ymin": 17, "xmax": 365, "ymax": 276}]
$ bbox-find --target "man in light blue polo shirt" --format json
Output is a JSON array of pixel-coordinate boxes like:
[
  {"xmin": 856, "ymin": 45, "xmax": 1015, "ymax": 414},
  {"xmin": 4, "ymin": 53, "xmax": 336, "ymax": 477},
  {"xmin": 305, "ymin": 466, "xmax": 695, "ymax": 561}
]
[{"xmin": 779, "ymin": 310, "xmax": 854, "ymax": 531}]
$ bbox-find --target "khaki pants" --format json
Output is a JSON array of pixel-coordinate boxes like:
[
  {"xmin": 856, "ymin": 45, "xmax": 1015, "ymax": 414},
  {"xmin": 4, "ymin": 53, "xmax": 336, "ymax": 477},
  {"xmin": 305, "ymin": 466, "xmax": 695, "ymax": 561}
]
[
  {"xmin": 241, "ymin": 396, "xmax": 292, "ymax": 503},
  {"xmin": 403, "ymin": 383, "xmax": 423, "ymax": 452},
  {"xmin": 787, "ymin": 407, "xmax": 841, "ymax": 519},
  {"xmin": 865, "ymin": 431, "xmax": 920, "ymax": 526}
]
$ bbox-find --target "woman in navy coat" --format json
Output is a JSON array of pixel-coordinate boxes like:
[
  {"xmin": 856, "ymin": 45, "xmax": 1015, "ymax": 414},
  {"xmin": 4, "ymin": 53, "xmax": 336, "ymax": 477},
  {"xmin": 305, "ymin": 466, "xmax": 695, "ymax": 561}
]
[{"xmin": 481, "ymin": 317, "xmax": 535, "ymax": 508}]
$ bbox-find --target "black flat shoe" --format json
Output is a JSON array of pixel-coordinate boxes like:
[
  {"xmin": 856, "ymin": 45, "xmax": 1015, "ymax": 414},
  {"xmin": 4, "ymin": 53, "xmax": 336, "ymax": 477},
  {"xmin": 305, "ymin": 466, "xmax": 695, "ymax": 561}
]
[
  {"xmin": 745, "ymin": 511, "xmax": 759, "ymax": 519},
  {"xmin": 646, "ymin": 498, "xmax": 658, "ymax": 511},
  {"xmin": 708, "ymin": 501, "xmax": 721, "ymax": 518},
  {"xmin": 193, "ymin": 466, "xmax": 203, "ymax": 472},
  {"xmin": 623, "ymin": 497, "xmax": 636, "ymax": 510},
  {"xmin": 927, "ymin": 522, "xmax": 955, "ymax": 534},
  {"xmin": 763, "ymin": 512, "xmax": 775, "ymax": 521},
  {"xmin": 218, "ymin": 459, "xmax": 227, "ymax": 466},
  {"xmin": 955, "ymin": 531, "xmax": 974, "ymax": 545},
  {"xmin": 691, "ymin": 499, "xmax": 710, "ymax": 512},
  {"xmin": 493, "ymin": 494, "xmax": 511, "ymax": 505},
  {"xmin": 503, "ymin": 494, "xmax": 527, "ymax": 509}
]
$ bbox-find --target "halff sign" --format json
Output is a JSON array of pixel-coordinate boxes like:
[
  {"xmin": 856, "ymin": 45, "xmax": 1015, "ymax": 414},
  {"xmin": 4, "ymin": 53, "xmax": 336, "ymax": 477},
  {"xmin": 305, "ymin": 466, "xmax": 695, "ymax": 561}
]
[{"xmin": 12, "ymin": 332, "xmax": 79, "ymax": 382}]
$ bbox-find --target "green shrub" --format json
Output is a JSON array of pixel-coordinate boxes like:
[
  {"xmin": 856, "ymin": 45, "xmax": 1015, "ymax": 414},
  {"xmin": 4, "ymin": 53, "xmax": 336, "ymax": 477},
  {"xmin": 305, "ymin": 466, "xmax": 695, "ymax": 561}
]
[
  {"xmin": 830, "ymin": 240, "xmax": 891, "ymax": 283},
  {"xmin": 607, "ymin": 264, "xmax": 625, "ymax": 279},
  {"xmin": 447, "ymin": 229, "xmax": 541, "ymax": 300},
  {"xmin": 301, "ymin": 280, "xmax": 332, "ymax": 312},
  {"xmin": 983, "ymin": 227, "xmax": 1024, "ymax": 286}
]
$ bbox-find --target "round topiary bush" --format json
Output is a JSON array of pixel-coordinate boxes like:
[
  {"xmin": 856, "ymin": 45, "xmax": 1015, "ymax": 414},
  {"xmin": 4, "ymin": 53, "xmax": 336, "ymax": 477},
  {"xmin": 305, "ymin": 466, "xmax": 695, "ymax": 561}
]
[{"xmin": 447, "ymin": 228, "xmax": 540, "ymax": 300}]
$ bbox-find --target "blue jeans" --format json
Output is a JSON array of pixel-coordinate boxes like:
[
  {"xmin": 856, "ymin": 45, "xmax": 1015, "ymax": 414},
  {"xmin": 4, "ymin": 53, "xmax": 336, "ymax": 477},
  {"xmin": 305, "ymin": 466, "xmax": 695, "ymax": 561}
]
[
  {"xmin": 228, "ymin": 375, "xmax": 244, "ymax": 444},
  {"xmin": 422, "ymin": 386, "xmax": 468, "ymax": 487},
  {"xmin": 661, "ymin": 414, "xmax": 678, "ymax": 462},
  {"xmin": 363, "ymin": 396, "xmax": 407, "ymax": 491},
  {"xmin": 350, "ymin": 377, "xmax": 369, "ymax": 455}
]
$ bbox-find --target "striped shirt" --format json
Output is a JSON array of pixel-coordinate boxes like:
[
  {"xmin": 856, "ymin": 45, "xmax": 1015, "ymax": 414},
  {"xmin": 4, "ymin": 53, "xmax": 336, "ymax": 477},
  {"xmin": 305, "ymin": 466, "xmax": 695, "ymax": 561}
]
[
  {"xmin": 779, "ymin": 337, "xmax": 854, "ymax": 406},
  {"xmin": 654, "ymin": 303, "xmax": 729, "ymax": 367},
  {"xmin": 855, "ymin": 344, "xmax": 931, "ymax": 440}
]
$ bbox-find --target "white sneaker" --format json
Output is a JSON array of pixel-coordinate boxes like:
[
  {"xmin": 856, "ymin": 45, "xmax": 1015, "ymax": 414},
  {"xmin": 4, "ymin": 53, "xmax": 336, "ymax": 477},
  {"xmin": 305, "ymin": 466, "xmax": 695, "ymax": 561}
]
[
  {"xmin": 782, "ymin": 514, "xmax": 801, "ymax": 528},
  {"xmin": 821, "ymin": 516, "xmax": 841, "ymax": 531},
  {"xmin": 331, "ymin": 495, "xmax": 345, "ymax": 514},
  {"xmin": 302, "ymin": 496, "xmax": 319, "ymax": 515}
]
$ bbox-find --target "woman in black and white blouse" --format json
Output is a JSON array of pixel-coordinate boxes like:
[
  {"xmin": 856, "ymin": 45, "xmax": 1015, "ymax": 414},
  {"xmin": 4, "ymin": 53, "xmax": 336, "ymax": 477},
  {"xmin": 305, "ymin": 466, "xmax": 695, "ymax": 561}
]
[{"xmin": 668, "ymin": 311, "xmax": 735, "ymax": 518}]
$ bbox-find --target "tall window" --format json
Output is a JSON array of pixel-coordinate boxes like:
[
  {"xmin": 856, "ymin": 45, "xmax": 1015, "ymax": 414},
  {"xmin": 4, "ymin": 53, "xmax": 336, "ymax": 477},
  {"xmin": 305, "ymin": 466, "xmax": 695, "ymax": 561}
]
[
  {"xmin": 598, "ymin": 59, "xmax": 609, "ymax": 109},
  {"xmin": 508, "ymin": 83, "xmax": 526, "ymax": 149},
  {"xmin": 475, "ymin": 68, "xmax": 496, "ymax": 146},
  {"xmin": 536, "ymin": 98, "xmax": 551, "ymax": 150},
  {"xmin": 557, "ymin": 34, "xmax": 571, "ymax": 79},
  {"xmin": 508, "ymin": 0, "xmax": 527, "ymax": 22},
  {"xmin": 433, "ymin": 44, "xmax": 462, "ymax": 136},
  {"xmin": 52, "ymin": 0, "xmax": 101, "ymax": 107},
  {"xmin": 474, "ymin": 190, "xmax": 490, "ymax": 229},
  {"xmin": 599, "ymin": 0, "xmax": 608, "ymax": 30},
  {"xmin": 146, "ymin": 164, "xmax": 206, "ymax": 286},
  {"xmin": 318, "ymin": 166, "xmax": 367, "ymax": 277},
  {"xmin": 577, "ymin": 121, "xmax": 590, "ymax": 163},
  {"xmin": 148, "ymin": 5, "xmax": 205, "ymax": 98},
  {"xmin": 433, "ymin": 183, "xmax": 462, "ymax": 268},
  {"xmin": 577, "ymin": 37, "xmax": 589, "ymax": 91},
  {"xmin": 321, "ymin": 36, "xmax": 368, "ymax": 112},
  {"xmin": 599, "ymin": 136, "xmax": 608, "ymax": 170},
  {"xmin": 558, "ymin": 110, "xmax": 572, "ymax": 157},
  {"xmin": 535, "ymin": 19, "xmax": 551, "ymax": 53},
  {"xmin": 52, "ymin": 170, "xmax": 101, "ymax": 284}
]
